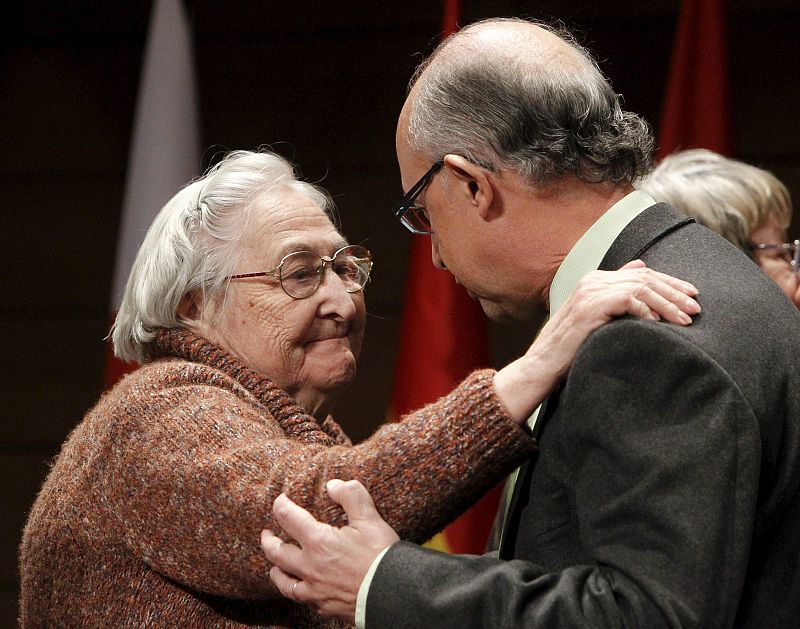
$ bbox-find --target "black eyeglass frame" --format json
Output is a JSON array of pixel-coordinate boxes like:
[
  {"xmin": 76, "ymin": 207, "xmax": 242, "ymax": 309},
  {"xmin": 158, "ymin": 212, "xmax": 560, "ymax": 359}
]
[
  {"xmin": 225, "ymin": 244, "xmax": 373, "ymax": 299},
  {"xmin": 749, "ymin": 239, "xmax": 800, "ymax": 273},
  {"xmin": 392, "ymin": 160, "xmax": 444, "ymax": 234}
]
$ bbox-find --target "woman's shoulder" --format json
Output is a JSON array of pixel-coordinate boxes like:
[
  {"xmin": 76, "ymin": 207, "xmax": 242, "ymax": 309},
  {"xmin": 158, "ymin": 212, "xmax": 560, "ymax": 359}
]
[
  {"xmin": 93, "ymin": 359, "xmax": 267, "ymax": 431},
  {"xmin": 113, "ymin": 357, "xmax": 251, "ymax": 397}
]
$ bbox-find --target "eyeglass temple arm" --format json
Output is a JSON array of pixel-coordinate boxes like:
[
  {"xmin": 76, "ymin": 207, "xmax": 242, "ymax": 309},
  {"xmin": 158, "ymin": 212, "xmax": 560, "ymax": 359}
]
[{"xmin": 226, "ymin": 270, "xmax": 279, "ymax": 280}]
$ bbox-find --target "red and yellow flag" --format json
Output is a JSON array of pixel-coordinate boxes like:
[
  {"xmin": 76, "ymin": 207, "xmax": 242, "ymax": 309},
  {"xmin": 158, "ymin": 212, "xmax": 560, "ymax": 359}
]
[{"xmin": 388, "ymin": 0, "xmax": 501, "ymax": 555}]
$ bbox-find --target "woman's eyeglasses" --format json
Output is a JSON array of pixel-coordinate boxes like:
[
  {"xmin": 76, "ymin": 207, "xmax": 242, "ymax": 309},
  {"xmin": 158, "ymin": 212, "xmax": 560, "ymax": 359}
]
[
  {"xmin": 225, "ymin": 245, "xmax": 373, "ymax": 299},
  {"xmin": 749, "ymin": 239, "xmax": 800, "ymax": 273}
]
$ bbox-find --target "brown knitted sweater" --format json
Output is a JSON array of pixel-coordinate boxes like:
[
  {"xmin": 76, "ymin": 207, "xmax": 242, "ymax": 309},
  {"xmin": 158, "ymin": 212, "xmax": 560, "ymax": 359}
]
[{"xmin": 19, "ymin": 329, "xmax": 536, "ymax": 628}]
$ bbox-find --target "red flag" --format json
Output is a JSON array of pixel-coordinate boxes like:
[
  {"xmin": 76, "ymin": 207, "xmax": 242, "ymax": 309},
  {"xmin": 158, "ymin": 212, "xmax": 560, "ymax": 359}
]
[
  {"xmin": 657, "ymin": 0, "xmax": 731, "ymax": 159},
  {"xmin": 388, "ymin": 0, "xmax": 501, "ymax": 556},
  {"xmin": 105, "ymin": 0, "xmax": 201, "ymax": 389}
]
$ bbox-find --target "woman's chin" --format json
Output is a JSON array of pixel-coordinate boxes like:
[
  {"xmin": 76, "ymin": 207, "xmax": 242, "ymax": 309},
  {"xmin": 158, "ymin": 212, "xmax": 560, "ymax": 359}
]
[
  {"xmin": 318, "ymin": 362, "xmax": 358, "ymax": 393},
  {"xmin": 294, "ymin": 360, "xmax": 357, "ymax": 414}
]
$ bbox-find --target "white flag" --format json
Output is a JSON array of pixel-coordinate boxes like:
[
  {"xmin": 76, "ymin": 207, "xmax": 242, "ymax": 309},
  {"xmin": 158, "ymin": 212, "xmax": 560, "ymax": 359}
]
[
  {"xmin": 110, "ymin": 0, "xmax": 201, "ymax": 308},
  {"xmin": 106, "ymin": 0, "xmax": 200, "ymax": 386}
]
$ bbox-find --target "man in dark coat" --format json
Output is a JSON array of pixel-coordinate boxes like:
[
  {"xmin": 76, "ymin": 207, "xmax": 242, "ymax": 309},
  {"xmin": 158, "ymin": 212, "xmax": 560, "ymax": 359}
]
[{"xmin": 261, "ymin": 17, "xmax": 800, "ymax": 628}]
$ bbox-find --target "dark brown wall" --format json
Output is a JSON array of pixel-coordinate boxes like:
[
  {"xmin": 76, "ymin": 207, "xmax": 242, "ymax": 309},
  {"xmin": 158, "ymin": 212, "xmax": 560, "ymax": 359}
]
[{"xmin": 2, "ymin": 0, "xmax": 799, "ymax": 624}]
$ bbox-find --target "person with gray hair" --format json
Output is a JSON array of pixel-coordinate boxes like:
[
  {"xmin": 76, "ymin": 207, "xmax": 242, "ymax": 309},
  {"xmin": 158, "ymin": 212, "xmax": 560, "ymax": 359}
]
[
  {"xmin": 261, "ymin": 17, "xmax": 800, "ymax": 629},
  {"xmin": 638, "ymin": 148, "xmax": 799, "ymax": 307},
  {"xmin": 405, "ymin": 18, "xmax": 653, "ymax": 189},
  {"xmin": 18, "ymin": 148, "xmax": 695, "ymax": 627}
]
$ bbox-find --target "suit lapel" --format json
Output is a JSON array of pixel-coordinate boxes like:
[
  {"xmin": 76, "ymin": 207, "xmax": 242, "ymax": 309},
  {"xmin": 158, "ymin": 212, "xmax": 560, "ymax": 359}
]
[{"xmin": 499, "ymin": 386, "xmax": 562, "ymax": 559}]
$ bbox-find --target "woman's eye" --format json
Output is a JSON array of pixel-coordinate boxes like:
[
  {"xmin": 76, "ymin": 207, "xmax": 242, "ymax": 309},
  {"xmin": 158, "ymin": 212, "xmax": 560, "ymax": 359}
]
[
  {"xmin": 334, "ymin": 261, "xmax": 359, "ymax": 279},
  {"xmin": 285, "ymin": 265, "xmax": 316, "ymax": 281}
]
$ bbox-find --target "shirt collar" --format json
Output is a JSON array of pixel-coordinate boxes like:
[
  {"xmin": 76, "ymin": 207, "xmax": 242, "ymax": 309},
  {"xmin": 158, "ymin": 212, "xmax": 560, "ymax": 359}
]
[{"xmin": 549, "ymin": 190, "xmax": 656, "ymax": 314}]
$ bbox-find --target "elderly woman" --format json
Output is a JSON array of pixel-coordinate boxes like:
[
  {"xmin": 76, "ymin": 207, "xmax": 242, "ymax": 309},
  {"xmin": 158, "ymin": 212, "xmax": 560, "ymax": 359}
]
[
  {"xmin": 19, "ymin": 150, "xmax": 698, "ymax": 628},
  {"xmin": 638, "ymin": 148, "xmax": 800, "ymax": 307}
]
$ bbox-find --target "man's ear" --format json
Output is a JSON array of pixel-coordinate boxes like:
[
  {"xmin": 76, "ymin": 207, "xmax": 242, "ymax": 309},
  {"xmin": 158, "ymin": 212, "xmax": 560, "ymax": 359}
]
[{"xmin": 442, "ymin": 154, "xmax": 496, "ymax": 220}]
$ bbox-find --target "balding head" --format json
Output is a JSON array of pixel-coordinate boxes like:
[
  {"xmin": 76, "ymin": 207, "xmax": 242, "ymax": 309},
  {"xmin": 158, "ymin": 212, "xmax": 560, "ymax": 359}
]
[
  {"xmin": 398, "ymin": 18, "xmax": 653, "ymax": 187},
  {"xmin": 424, "ymin": 19, "xmax": 584, "ymax": 77}
]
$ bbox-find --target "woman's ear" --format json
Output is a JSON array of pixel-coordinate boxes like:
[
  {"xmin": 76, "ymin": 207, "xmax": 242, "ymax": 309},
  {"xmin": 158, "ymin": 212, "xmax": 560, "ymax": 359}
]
[
  {"xmin": 442, "ymin": 154, "xmax": 496, "ymax": 220},
  {"xmin": 177, "ymin": 291, "xmax": 202, "ymax": 322},
  {"xmin": 178, "ymin": 290, "xmax": 222, "ymax": 343}
]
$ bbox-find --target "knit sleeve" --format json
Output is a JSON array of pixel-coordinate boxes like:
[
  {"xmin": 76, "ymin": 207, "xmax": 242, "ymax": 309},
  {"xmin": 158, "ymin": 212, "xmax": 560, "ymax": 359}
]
[{"xmin": 92, "ymin": 367, "xmax": 535, "ymax": 601}]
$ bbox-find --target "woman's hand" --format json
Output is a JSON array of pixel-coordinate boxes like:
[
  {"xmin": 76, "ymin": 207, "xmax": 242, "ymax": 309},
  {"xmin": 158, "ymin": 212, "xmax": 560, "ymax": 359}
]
[{"xmin": 494, "ymin": 260, "xmax": 700, "ymax": 422}]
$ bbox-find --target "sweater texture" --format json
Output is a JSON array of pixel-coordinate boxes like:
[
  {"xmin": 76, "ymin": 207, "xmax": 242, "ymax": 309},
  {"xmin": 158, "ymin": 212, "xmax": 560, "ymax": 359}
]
[{"xmin": 19, "ymin": 328, "xmax": 535, "ymax": 627}]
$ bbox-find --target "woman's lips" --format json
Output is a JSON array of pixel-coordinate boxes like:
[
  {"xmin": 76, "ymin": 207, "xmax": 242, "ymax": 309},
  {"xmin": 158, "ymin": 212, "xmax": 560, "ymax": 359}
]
[{"xmin": 304, "ymin": 325, "xmax": 350, "ymax": 347}]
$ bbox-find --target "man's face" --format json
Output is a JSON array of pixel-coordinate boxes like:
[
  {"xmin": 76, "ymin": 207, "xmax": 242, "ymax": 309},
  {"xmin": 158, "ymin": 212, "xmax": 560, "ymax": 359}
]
[{"xmin": 395, "ymin": 129, "xmax": 556, "ymax": 322}]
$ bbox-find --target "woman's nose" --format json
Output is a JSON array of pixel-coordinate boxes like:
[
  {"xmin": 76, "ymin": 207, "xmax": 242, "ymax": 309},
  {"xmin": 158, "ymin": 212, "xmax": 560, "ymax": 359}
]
[{"xmin": 316, "ymin": 267, "xmax": 358, "ymax": 319}]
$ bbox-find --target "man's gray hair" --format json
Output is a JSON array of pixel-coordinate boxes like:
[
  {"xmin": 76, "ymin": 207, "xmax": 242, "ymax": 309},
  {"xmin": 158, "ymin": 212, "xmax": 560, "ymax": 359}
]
[
  {"xmin": 111, "ymin": 149, "xmax": 333, "ymax": 364},
  {"xmin": 637, "ymin": 148, "xmax": 793, "ymax": 256},
  {"xmin": 406, "ymin": 18, "xmax": 654, "ymax": 185}
]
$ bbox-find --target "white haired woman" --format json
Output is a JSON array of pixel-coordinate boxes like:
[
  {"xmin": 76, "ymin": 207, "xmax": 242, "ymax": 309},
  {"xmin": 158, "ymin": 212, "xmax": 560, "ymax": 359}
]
[
  {"xmin": 639, "ymin": 148, "xmax": 799, "ymax": 308},
  {"xmin": 19, "ymin": 149, "xmax": 699, "ymax": 628}
]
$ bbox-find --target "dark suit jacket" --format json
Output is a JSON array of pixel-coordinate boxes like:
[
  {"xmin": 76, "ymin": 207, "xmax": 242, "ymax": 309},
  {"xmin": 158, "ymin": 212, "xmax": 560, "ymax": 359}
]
[{"xmin": 366, "ymin": 204, "xmax": 800, "ymax": 628}]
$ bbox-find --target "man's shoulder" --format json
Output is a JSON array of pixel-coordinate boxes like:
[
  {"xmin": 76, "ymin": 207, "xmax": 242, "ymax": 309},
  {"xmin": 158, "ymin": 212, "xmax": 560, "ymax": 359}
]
[
  {"xmin": 576, "ymin": 317, "xmax": 719, "ymax": 369},
  {"xmin": 571, "ymin": 292, "xmax": 800, "ymax": 430},
  {"xmin": 635, "ymin": 218, "xmax": 800, "ymax": 338}
]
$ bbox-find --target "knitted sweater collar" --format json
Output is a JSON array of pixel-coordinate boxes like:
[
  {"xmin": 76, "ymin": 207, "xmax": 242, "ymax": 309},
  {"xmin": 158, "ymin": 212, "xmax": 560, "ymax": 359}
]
[{"xmin": 150, "ymin": 328, "xmax": 335, "ymax": 445}]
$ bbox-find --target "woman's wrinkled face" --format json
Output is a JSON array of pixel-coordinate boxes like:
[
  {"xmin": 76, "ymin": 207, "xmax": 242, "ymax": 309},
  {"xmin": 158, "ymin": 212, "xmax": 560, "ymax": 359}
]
[
  {"xmin": 198, "ymin": 190, "xmax": 366, "ymax": 415},
  {"xmin": 749, "ymin": 215, "xmax": 800, "ymax": 309}
]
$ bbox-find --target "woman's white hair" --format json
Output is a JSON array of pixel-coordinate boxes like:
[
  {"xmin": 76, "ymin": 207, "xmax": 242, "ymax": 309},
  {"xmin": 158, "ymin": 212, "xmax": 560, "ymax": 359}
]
[
  {"xmin": 111, "ymin": 149, "xmax": 334, "ymax": 364},
  {"xmin": 637, "ymin": 148, "xmax": 793, "ymax": 256}
]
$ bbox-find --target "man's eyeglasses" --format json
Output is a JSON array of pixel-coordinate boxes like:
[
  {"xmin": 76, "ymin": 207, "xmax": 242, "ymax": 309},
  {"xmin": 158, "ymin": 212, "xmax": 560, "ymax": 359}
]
[
  {"xmin": 393, "ymin": 160, "xmax": 444, "ymax": 234},
  {"xmin": 749, "ymin": 240, "xmax": 800, "ymax": 272},
  {"xmin": 225, "ymin": 245, "xmax": 373, "ymax": 299}
]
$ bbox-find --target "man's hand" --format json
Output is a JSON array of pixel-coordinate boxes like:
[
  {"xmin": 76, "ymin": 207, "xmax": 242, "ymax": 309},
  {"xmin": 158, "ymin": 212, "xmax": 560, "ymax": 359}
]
[{"xmin": 261, "ymin": 479, "xmax": 400, "ymax": 623}]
